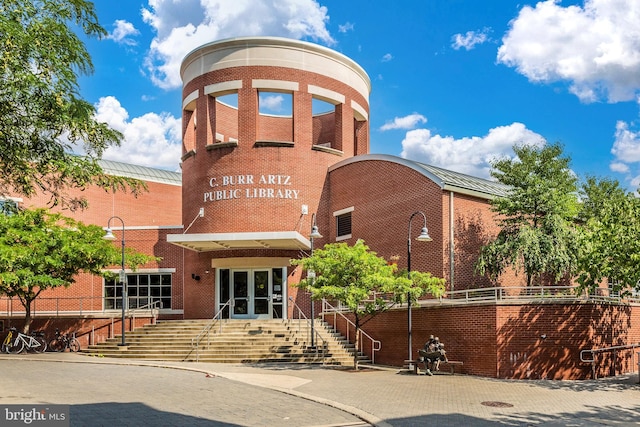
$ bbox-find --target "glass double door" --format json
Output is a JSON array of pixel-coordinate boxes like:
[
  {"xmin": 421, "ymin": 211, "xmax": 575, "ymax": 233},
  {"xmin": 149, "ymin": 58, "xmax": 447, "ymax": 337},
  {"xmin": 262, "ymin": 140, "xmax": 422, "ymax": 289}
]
[
  {"xmin": 218, "ymin": 267, "xmax": 285, "ymax": 319},
  {"xmin": 232, "ymin": 270, "xmax": 271, "ymax": 318}
]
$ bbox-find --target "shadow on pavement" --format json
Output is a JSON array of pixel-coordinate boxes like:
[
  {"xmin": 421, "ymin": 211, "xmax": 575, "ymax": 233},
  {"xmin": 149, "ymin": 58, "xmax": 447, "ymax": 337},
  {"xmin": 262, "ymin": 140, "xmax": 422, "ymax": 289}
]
[
  {"xmin": 496, "ymin": 403, "xmax": 640, "ymax": 426},
  {"xmin": 386, "ymin": 403, "xmax": 640, "ymax": 427},
  {"xmin": 70, "ymin": 402, "xmax": 244, "ymax": 427},
  {"xmin": 507, "ymin": 373, "xmax": 640, "ymax": 392}
]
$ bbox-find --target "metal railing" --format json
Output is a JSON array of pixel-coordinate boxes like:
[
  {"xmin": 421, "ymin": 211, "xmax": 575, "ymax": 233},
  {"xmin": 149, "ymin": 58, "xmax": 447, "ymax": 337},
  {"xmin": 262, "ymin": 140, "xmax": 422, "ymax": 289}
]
[
  {"xmin": 190, "ymin": 300, "xmax": 232, "ymax": 362},
  {"xmin": 328, "ymin": 287, "xmax": 586, "ymax": 312},
  {"xmin": 288, "ymin": 297, "xmax": 328, "ymax": 361},
  {"xmin": 0, "ymin": 296, "xmax": 170, "ymax": 317},
  {"xmin": 130, "ymin": 300, "xmax": 163, "ymax": 325},
  {"xmin": 580, "ymin": 343, "xmax": 640, "ymax": 380},
  {"xmin": 420, "ymin": 286, "xmax": 640, "ymax": 307},
  {"xmin": 344, "ymin": 286, "xmax": 640, "ymax": 309},
  {"xmin": 321, "ymin": 300, "xmax": 382, "ymax": 365}
]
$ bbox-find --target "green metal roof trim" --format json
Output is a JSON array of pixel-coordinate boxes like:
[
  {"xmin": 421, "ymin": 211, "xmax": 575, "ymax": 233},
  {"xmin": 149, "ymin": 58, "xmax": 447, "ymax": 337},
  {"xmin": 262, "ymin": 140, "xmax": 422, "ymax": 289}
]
[
  {"xmin": 415, "ymin": 162, "xmax": 511, "ymax": 198},
  {"xmin": 328, "ymin": 154, "xmax": 511, "ymax": 200},
  {"xmin": 98, "ymin": 159, "xmax": 182, "ymax": 186}
]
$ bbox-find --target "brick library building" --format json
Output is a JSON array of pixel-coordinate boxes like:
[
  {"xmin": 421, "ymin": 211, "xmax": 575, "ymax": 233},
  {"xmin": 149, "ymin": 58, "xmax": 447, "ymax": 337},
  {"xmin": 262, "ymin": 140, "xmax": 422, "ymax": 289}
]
[{"xmin": 1, "ymin": 37, "xmax": 638, "ymax": 380}]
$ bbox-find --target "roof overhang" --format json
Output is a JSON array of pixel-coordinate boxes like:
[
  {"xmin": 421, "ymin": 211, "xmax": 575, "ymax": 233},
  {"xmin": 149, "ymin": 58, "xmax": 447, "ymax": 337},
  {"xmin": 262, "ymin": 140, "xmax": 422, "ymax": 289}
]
[{"xmin": 167, "ymin": 231, "xmax": 311, "ymax": 252}]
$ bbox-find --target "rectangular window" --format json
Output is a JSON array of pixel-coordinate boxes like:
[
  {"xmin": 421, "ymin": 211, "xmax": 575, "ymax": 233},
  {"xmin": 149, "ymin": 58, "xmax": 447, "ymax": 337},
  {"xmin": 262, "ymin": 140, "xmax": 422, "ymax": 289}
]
[
  {"xmin": 334, "ymin": 206, "xmax": 354, "ymax": 241},
  {"xmin": 336, "ymin": 213, "xmax": 351, "ymax": 237},
  {"xmin": 104, "ymin": 273, "xmax": 172, "ymax": 310}
]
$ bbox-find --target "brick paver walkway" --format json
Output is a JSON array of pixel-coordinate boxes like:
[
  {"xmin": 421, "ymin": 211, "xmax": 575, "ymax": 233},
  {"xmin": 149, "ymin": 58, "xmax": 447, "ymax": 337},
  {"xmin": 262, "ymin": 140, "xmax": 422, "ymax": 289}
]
[{"xmin": 1, "ymin": 354, "xmax": 639, "ymax": 426}]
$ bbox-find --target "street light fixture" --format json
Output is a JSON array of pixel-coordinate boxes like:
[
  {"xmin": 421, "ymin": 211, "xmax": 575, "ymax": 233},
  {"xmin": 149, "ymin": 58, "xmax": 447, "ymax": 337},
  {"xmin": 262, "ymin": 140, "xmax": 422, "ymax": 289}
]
[
  {"xmin": 407, "ymin": 211, "xmax": 432, "ymax": 361},
  {"xmin": 309, "ymin": 213, "xmax": 322, "ymax": 348},
  {"xmin": 103, "ymin": 216, "xmax": 127, "ymax": 347}
]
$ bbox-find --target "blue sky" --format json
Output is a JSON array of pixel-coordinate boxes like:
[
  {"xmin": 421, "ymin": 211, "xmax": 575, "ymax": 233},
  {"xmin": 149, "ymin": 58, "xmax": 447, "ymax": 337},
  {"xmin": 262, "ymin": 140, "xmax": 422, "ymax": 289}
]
[{"xmin": 79, "ymin": 0, "xmax": 640, "ymax": 189}]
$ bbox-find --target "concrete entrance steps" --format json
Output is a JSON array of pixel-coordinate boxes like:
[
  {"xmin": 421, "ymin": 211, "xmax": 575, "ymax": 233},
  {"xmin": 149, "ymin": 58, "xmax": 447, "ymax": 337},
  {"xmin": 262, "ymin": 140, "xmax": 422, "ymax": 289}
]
[{"xmin": 83, "ymin": 319, "xmax": 370, "ymax": 366}]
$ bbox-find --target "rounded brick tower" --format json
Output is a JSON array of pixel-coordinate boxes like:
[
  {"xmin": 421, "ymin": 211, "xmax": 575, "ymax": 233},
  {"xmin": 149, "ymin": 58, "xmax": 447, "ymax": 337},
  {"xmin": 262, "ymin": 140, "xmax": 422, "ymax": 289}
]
[{"xmin": 169, "ymin": 37, "xmax": 370, "ymax": 319}]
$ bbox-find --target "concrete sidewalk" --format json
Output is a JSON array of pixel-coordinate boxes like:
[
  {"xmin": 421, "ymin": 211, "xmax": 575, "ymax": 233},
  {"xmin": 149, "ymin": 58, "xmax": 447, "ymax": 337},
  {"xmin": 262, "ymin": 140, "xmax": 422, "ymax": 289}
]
[{"xmin": 1, "ymin": 353, "xmax": 639, "ymax": 426}]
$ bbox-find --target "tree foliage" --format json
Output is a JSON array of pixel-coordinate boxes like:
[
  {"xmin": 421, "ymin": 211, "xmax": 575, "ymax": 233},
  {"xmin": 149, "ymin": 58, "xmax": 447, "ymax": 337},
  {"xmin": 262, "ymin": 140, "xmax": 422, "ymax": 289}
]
[
  {"xmin": 476, "ymin": 143, "xmax": 581, "ymax": 286},
  {"xmin": 291, "ymin": 239, "xmax": 444, "ymax": 368},
  {"xmin": 0, "ymin": 208, "xmax": 155, "ymax": 332},
  {"xmin": 576, "ymin": 177, "xmax": 640, "ymax": 295},
  {"xmin": 0, "ymin": 0, "xmax": 143, "ymax": 210}
]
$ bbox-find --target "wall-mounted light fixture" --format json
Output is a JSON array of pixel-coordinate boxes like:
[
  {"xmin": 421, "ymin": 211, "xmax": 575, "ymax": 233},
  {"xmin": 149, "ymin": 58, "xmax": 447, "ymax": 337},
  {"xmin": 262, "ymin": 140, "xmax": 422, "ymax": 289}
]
[{"xmin": 191, "ymin": 273, "xmax": 201, "ymax": 281}]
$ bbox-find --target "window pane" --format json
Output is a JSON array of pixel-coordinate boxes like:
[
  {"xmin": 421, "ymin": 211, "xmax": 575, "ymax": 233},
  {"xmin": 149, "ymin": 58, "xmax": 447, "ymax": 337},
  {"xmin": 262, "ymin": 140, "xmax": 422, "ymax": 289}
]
[
  {"xmin": 272, "ymin": 304, "xmax": 283, "ymax": 319},
  {"xmin": 254, "ymin": 271, "xmax": 269, "ymax": 298},
  {"xmin": 139, "ymin": 275, "xmax": 149, "ymax": 286},
  {"xmin": 220, "ymin": 269, "xmax": 230, "ymax": 302},
  {"xmin": 150, "ymin": 275, "xmax": 159, "ymax": 287},
  {"xmin": 254, "ymin": 299, "xmax": 268, "ymax": 314},
  {"xmin": 234, "ymin": 272, "xmax": 248, "ymax": 297}
]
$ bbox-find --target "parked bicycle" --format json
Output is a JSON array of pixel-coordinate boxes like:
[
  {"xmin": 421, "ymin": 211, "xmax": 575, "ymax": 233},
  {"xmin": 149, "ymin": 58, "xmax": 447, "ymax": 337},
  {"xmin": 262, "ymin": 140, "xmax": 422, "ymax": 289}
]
[
  {"xmin": 2, "ymin": 327, "xmax": 47, "ymax": 354},
  {"xmin": 48, "ymin": 329, "xmax": 80, "ymax": 353}
]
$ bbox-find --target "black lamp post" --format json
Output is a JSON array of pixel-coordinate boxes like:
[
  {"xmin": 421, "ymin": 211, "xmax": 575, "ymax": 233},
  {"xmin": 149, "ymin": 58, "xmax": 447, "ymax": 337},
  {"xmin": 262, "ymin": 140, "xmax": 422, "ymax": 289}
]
[
  {"xmin": 407, "ymin": 211, "xmax": 432, "ymax": 361},
  {"xmin": 104, "ymin": 216, "xmax": 127, "ymax": 346},
  {"xmin": 309, "ymin": 213, "xmax": 322, "ymax": 348}
]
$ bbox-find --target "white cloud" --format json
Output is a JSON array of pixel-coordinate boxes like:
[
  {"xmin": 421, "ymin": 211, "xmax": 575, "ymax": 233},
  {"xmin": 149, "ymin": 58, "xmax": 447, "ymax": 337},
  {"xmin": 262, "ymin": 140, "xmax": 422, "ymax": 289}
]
[
  {"xmin": 380, "ymin": 113, "xmax": 427, "ymax": 131},
  {"xmin": 107, "ymin": 20, "xmax": 140, "ymax": 45},
  {"xmin": 94, "ymin": 96, "xmax": 182, "ymax": 171},
  {"xmin": 611, "ymin": 120, "xmax": 640, "ymax": 162},
  {"xmin": 498, "ymin": 0, "xmax": 640, "ymax": 103},
  {"xmin": 451, "ymin": 29, "xmax": 490, "ymax": 51},
  {"xmin": 400, "ymin": 122, "xmax": 546, "ymax": 179},
  {"xmin": 259, "ymin": 94, "xmax": 285, "ymax": 112},
  {"xmin": 141, "ymin": 0, "xmax": 334, "ymax": 90},
  {"xmin": 381, "ymin": 53, "xmax": 393, "ymax": 62},
  {"xmin": 338, "ymin": 22, "xmax": 354, "ymax": 33},
  {"xmin": 609, "ymin": 162, "xmax": 629, "ymax": 173},
  {"xmin": 609, "ymin": 120, "xmax": 640, "ymax": 185}
]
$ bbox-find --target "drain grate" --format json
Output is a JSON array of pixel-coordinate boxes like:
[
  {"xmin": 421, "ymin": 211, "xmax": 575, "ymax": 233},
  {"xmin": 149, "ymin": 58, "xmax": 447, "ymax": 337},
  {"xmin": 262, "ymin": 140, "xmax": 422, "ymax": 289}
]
[{"xmin": 481, "ymin": 401, "xmax": 514, "ymax": 408}]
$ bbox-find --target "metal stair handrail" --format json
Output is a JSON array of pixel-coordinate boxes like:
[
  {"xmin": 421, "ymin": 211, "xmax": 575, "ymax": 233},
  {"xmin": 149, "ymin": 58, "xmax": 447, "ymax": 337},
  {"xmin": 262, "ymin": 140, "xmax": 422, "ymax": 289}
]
[
  {"xmin": 580, "ymin": 343, "xmax": 640, "ymax": 380},
  {"xmin": 191, "ymin": 299, "xmax": 231, "ymax": 362},
  {"xmin": 128, "ymin": 300, "xmax": 163, "ymax": 327},
  {"xmin": 320, "ymin": 299, "xmax": 381, "ymax": 364},
  {"xmin": 288, "ymin": 297, "xmax": 328, "ymax": 361}
]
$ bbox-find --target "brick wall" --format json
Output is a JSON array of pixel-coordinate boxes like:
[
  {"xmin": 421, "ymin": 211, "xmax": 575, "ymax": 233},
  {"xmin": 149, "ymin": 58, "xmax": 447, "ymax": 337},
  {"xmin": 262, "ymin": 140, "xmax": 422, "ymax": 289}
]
[{"xmin": 329, "ymin": 302, "xmax": 640, "ymax": 380}]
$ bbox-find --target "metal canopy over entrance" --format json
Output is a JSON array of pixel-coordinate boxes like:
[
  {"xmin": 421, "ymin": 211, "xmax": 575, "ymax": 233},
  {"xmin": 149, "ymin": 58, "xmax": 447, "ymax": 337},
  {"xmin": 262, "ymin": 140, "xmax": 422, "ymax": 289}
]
[{"xmin": 167, "ymin": 231, "xmax": 311, "ymax": 252}]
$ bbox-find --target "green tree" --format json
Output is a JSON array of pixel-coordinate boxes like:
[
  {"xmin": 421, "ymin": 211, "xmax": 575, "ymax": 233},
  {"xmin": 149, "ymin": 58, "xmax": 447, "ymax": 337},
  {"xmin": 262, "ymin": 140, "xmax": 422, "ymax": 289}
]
[
  {"xmin": 291, "ymin": 239, "xmax": 445, "ymax": 368},
  {"xmin": 0, "ymin": 0, "xmax": 142, "ymax": 210},
  {"xmin": 0, "ymin": 208, "xmax": 155, "ymax": 332},
  {"xmin": 476, "ymin": 143, "xmax": 580, "ymax": 286},
  {"xmin": 577, "ymin": 177, "xmax": 640, "ymax": 295}
]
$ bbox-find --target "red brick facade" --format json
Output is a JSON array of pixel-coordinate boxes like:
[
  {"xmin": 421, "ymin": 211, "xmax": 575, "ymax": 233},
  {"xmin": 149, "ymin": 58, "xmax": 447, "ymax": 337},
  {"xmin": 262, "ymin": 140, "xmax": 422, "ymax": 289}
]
[{"xmin": 1, "ymin": 37, "xmax": 637, "ymax": 380}]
